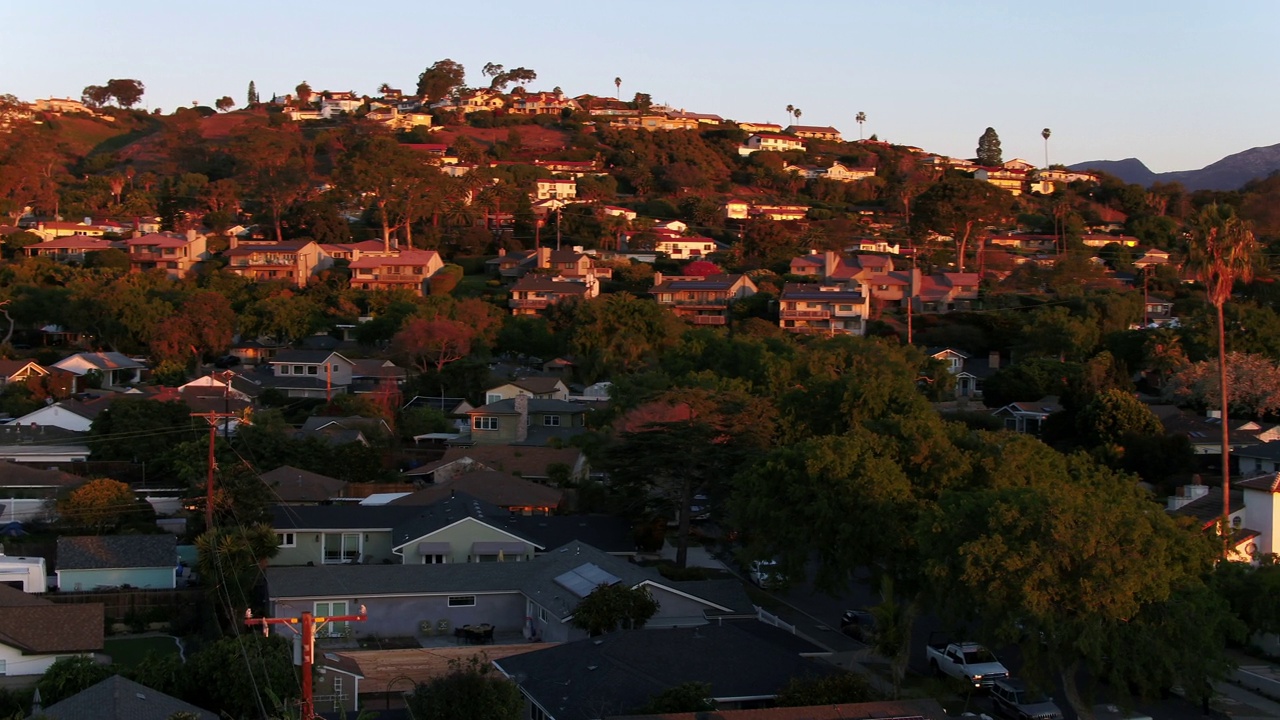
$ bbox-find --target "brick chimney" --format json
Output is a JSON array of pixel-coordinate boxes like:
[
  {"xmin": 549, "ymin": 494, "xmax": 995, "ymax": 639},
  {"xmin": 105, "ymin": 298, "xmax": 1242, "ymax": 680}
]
[
  {"xmin": 988, "ymin": 350, "xmax": 1000, "ymax": 370},
  {"xmin": 513, "ymin": 394, "xmax": 529, "ymax": 442},
  {"xmin": 653, "ymin": 272, "xmax": 664, "ymax": 286},
  {"xmin": 824, "ymin": 251, "xmax": 838, "ymax": 279},
  {"xmin": 537, "ymin": 246, "xmax": 551, "ymax": 269}
]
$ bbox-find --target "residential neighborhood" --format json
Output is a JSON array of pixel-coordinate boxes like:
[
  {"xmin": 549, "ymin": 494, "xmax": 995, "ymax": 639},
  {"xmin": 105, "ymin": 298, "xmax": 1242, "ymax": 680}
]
[{"xmin": 2, "ymin": 37, "xmax": 1280, "ymax": 720}]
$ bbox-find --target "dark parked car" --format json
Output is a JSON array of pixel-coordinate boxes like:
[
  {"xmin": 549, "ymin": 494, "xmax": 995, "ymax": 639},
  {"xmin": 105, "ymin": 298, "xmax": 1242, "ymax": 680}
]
[{"xmin": 840, "ymin": 609, "xmax": 877, "ymax": 643}]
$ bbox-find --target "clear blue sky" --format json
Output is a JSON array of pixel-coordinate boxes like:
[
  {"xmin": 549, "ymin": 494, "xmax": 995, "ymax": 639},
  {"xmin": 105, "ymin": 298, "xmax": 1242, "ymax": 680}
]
[{"xmin": 4, "ymin": 0, "xmax": 1274, "ymax": 173}]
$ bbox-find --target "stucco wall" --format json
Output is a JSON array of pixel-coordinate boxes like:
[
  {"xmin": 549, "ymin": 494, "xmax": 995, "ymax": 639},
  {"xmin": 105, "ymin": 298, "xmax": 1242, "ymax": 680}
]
[
  {"xmin": 396, "ymin": 519, "xmax": 537, "ymax": 564},
  {"xmin": 272, "ymin": 592, "xmax": 527, "ymax": 638},
  {"xmin": 0, "ymin": 645, "xmax": 89, "ymax": 677}
]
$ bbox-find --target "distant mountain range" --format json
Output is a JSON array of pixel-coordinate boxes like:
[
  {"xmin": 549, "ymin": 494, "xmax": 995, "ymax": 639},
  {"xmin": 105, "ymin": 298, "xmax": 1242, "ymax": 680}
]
[{"xmin": 1068, "ymin": 143, "xmax": 1280, "ymax": 191}]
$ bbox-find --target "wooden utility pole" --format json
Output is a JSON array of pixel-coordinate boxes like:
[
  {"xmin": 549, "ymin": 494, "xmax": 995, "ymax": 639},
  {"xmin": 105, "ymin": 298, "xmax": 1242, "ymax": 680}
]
[
  {"xmin": 246, "ymin": 607, "xmax": 368, "ymax": 720},
  {"xmin": 192, "ymin": 411, "xmax": 238, "ymax": 530}
]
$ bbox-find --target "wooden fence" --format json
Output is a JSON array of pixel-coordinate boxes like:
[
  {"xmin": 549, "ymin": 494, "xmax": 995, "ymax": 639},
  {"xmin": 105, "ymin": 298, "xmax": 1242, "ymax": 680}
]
[{"xmin": 42, "ymin": 587, "xmax": 202, "ymax": 621}]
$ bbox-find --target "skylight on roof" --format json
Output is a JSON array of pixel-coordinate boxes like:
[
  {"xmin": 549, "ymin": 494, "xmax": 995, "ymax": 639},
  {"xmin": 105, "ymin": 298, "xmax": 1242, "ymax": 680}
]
[{"xmin": 553, "ymin": 562, "xmax": 621, "ymax": 598}]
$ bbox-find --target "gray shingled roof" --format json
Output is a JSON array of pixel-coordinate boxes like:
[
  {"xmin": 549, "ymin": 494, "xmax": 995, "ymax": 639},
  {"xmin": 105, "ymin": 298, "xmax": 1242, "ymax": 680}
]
[
  {"xmin": 1236, "ymin": 440, "xmax": 1280, "ymax": 461},
  {"xmin": 272, "ymin": 504, "xmax": 418, "ymax": 530},
  {"xmin": 493, "ymin": 622, "xmax": 838, "ymax": 720},
  {"xmin": 57, "ymin": 535, "xmax": 176, "ymax": 570},
  {"xmin": 31, "ymin": 675, "xmax": 217, "ymax": 720}
]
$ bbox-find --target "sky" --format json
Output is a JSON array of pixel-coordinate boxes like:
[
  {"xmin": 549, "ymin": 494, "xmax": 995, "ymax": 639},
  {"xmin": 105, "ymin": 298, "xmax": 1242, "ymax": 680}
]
[{"xmin": 3, "ymin": 0, "xmax": 1276, "ymax": 173}]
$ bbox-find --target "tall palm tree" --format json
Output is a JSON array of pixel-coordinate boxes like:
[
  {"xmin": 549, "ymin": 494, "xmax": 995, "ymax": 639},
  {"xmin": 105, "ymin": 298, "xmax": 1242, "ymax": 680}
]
[
  {"xmin": 856, "ymin": 111, "xmax": 867, "ymax": 140},
  {"xmin": 614, "ymin": 77, "xmax": 621, "ymax": 100},
  {"xmin": 1041, "ymin": 128, "xmax": 1052, "ymax": 168},
  {"xmin": 793, "ymin": 108, "xmax": 802, "ymax": 123},
  {"xmin": 785, "ymin": 104, "xmax": 794, "ymax": 124},
  {"xmin": 1187, "ymin": 204, "xmax": 1259, "ymax": 556}
]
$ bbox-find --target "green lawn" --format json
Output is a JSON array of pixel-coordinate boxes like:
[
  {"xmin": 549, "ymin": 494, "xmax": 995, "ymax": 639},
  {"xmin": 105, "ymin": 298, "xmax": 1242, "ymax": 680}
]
[{"xmin": 104, "ymin": 636, "xmax": 180, "ymax": 668}]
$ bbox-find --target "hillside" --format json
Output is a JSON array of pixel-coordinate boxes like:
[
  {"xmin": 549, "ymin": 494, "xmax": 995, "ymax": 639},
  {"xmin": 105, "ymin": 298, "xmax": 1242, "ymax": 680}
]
[{"xmin": 1070, "ymin": 142, "xmax": 1280, "ymax": 191}]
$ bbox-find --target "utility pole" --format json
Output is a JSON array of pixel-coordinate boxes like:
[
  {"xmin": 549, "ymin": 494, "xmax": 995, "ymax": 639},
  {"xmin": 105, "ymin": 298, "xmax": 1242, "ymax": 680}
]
[
  {"xmin": 555, "ymin": 205, "xmax": 562, "ymax": 251},
  {"xmin": 192, "ymin": 411, "xmax": 238, "ymax": 530},
  {"xmin": 246, "ymin": 607, "xmax": 368, "ymax": 720}
]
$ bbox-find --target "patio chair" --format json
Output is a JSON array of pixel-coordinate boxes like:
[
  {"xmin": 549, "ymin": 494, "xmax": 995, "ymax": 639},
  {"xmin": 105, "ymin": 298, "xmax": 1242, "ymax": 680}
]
[
  {"xmin": 419, "ymin": 620, "xmax": 435, "ymax": 637},
  {"xmin": 481, "ymin": 627, "xmax": 494, "ymax": 644},
  {"xmin": 437, "ymin": 618, "xmax": 451, "ymax": 635}
]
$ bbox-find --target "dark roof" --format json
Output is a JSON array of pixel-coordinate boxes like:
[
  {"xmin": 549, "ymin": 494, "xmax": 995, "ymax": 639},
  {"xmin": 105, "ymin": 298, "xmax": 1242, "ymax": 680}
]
[
  {"xmin": 509, "ymin": 276, "xmax": 591, "ymax": 293},
  {"xmin": 494, "ymin": 622, "xmax": 839, "ymax": 720},
  {"xmin": 270, "ymin": 349, "xmax": 349, "ymax": 365},
  {"xmin": 392, "ymin": 470, "xmax": 565, "ymax": 510},
  {"xmin": 610, "ymin": 699, "xmax": 949, "ymax": 720},
  {"xmin": 272, "ymin": 504, "xmax": 418, "ymax": 531},
  {"xmin": 503, "ymin": 514, "xmax": 634, "ymax": 555},
  {"xmin": 299, "ymin": 415, "xmax": 390, "ymax": 435},
  {"xmin": 57, "ymin": 535, "xmax": 176, "ymax": 570},
  {"xmin": 30, "ymin": 675, "xmax": 217, "ymax": 720},
  {"xmin": 391, "ymin": 493, "xmax": 543, "ymax": 550},
  {"xmin": 260, "ymin": 465, "xmax": 348, "ymax": 503},
  {"xmin": 1171, "ymin": 489, "xmax": 1244, "ymax": 528},
  {"xmin": 0, "ymin": 462, "xmax": 84, "ymax": 489},
  {"xmin": 406, "ymin": 445, "xmax": 584, "ymax": 479},
  {"xmin": 508, "ymin": 377, "xmax": 567, "ymax": 394},
  {"xmin": 470, "ymin": 398, "xmax": 587, "ymax": 415},
  {"xmin": 660, "ymin": 579, "xmax": 756, "ymax": 616},
  {"xmin": 1236, "ymin": 441, "xmax": 1280, "ymax": 461},
  {"xmin": 779, "ymin": 283, "xmax": 864, "ymax": 301},
  {"xmin": 0, "ymin": 585, "xmax": 103, "ymax": 654},
  {"xmin": 1237, "ymin": 473, "xmax": 1280, "ymax": 493}
]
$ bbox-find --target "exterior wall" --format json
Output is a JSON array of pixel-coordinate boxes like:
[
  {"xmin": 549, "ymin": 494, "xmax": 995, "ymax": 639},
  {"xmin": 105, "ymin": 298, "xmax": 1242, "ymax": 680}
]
[
  {"xmin": 469, "ymin": 414, "xmax": 521, "ymax": 444},
  {"xmin": 1243, "ymin": 488, "xmax": 1278, "ymax": 556},
  {"xmin": 56, "ymin": 567, "xmax": 175, "ymax": 591},
  {"xmin": 0, "ymin": 645, "xmax": 89, "ymax": 677},
  {"xmin": 273, "ymin": 530, "xmax": 395, "ymax": 566},
  {"xmin": 485, "ymin": 383, "xmax": 569, "ymax": 403},
  {"xmin": 271, "ymin": 592, "xmax": 527, "ymax": 638},
  {"xmin": 273, "ymin": 357, "xmax": 354, "ymax": 387},
  {"xmin": 529, "ymin": 411, "xmax": 583, "ymax": 429},
  {"xmin": 1240, "ymin": 457, "xmax": 1279, "ymax": 475},
  {"xmin": 397, "ymin": 518, "xmax": 538, "ymax": 564}
]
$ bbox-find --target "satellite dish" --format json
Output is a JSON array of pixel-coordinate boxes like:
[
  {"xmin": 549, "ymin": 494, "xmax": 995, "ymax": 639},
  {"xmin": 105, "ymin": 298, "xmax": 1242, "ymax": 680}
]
[{"xmin": 83, "ymin": 217, "xmax": 92, "ymax": 225}]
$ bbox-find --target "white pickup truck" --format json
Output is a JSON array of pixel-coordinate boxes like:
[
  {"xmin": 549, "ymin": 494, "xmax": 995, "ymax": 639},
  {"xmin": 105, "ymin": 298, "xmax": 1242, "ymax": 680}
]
[{"xmin": 925, "ymin": 640, "xmax": 1009, "ymax": 689}]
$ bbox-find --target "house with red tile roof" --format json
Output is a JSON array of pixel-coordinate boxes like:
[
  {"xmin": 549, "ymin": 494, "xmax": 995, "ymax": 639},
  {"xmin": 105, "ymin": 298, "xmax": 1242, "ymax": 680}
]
[
  {"xmin": 743, "ymin": 133, "xmax": 805, "ymax": 153},
  {"xmin": 348, "ymin": 250, "xmax": 445, "ymax": 296},
  {"xmin": 973, "ymin": 166, "xmax": 1028, "ymax": 195},
  {"xmin": 736, "ymin": 121, "xmax": 783, "ymax": 134},
  {"xmin": 126, "ymin": 230, "xmax": 208, "ymax": 278},
  {"xmin": 649, "ymin": 273, "xmax": 758, "ymax": 326},
  {"xmin": 535, "ymin": 178, "xmax": 577, "ymax": 201},
  {"xmin": 25, "ymin": 235, "xmax": 123, "ymax": 262},
  {"xmin": 784, "ymin": 160, "xmax": 876, "ymax": 183},
  {"xmin": 29, "ymin": 221, "xmax": 108, "ymax": 241}
]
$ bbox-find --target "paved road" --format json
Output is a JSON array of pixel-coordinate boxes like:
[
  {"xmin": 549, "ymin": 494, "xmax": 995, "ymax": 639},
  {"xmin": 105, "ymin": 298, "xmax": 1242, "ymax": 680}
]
[{"xmin": 747, "ymin": 559, "xmax": 1277, "ymax": 720}]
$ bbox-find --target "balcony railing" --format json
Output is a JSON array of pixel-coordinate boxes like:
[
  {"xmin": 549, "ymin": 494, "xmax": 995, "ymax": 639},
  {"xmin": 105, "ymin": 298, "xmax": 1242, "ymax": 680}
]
[
  {"xmin": 781, "ymin": 309, "xmax": 831, "ymax": 319},
  {"xmin": 690, "ymin": 315, "xmax": 727, "ymax": 325},
  {"xmin": 670, "ymin": 298, "xmax": 728, "ymax": 307},
  {"xmin": 510, "ymin": 298, "xmax": 551, "ymax": 309}
]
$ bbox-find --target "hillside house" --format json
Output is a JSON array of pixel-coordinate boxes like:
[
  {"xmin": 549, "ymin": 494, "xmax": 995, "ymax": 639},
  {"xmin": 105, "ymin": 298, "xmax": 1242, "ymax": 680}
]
[
  {"xmin": 51, "ymin": 352, "xmax": 145, "ymax": 387},
  {"xmin": 25, "ymin": 235, "xmax": 122, "ymax": 263},
  {"xmin": 532, "ymin": 159, "xmax": 606, "ymax": 178},
  {"xmin": 465, "ymin": 395, "xmax": 588, "ymax": 446},
  {"xmin": 653, "ymin": 235, "xmax": 725, "ymax": 258},
  {"xmin": 484, "ymin": 377, "xmax": 571, "ymax": 404},
  {"xmin": 126, "ymin": 231, "xmax": 208, "ymax": 278},
  {"xmin": 510, "ymin": 91, "xmax": 578, "ymax": 115},
  {"xmin": 226, "ymin": 240, "xmax": 330, "ymax": 286},
  {"xmin": 29, "ymin": 221, "xmax": 108, "ymax": 240},
  {"xmin": 784, "ymin": 160, "xmax": 876, "ymax": 182},
  {"xmin": 55, "ymin": 535, "xmax": 177, "ymax": 591},
  {"xmin": 263, "ymin": 350, "xmax": 355, "ymax": 398},
  {"xmin": 0, "ymin": 585, "xmax": 102, "ymax": 677},
  {"xmin": 778, "ymin": 283, "xmax": 869, "ymax": 336},
  {"xmin": 348, "ymin": 250, "xmax": 445, "ymax": 296},
  {"xmin": 992, "ymin": 396, "xmax": 1062, "ymax": 434},
  {"xmin": 534, "ymin": 178, "xmax": 577, "ymax": 201},
  {"xmin": 508, "ymin": 276, "xmax": 595, "ymax": 316},
  {"xmin": 736, "ymin": 121, "xmax": 783, "ymax": 134},
  {"xmin": 928, "ymin": 347, "xmax": 1000, "ymax": 398},
  {"xmin": 973, "ymin": 167, "xmax": 1027, "ymax": 195},
  {"xmin": 784, "ymin": 124, "xmax": 843, "ymax": 141},
  {"xmin": 650, "ymin": 273, "xmax": 758, "ymax": 326},
  {"xmin": 743, "ymin": 133, "xmax": 805, "ymax": 153}
]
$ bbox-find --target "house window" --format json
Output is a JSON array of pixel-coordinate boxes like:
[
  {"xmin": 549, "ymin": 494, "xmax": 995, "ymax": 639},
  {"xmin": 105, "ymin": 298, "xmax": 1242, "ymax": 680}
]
[
  {"xmin": 279, "ymin": 366, "xmax": 289, "ymax": 375},
  {"xmin": 423, "ymin": 554, "xmax": 446, "ymax": 565},
  {"xmin": 315, "ymin": 601, "xmax": 349, "ymax": 637},
  {"xmin": 277, "ymin": 533, "xmax": 296, "ymax": 548},
  {"xmin": 333, "ymin": 676, "xmax": 343, "ymax": 696},
  {"xmin": 538, "ymin": 606, "xmax": 547, "ymax": 622},
  {"xmin": 486, "ymin": 393, "xmax": 503, "ymax": 404},
  {"xmin": 473, "ymin": 416, "xmax": 498, "ymax": 431},
  {"xmin": 293, "ymin": 365, "xmax": 304, "ymax": 375},
  {"xmin": 323, "ymin": 533, "xmax": 361, "ymax": 564},
  {"xmin": 332, "ymin": 364, "xmax": 340, "ymax": 372},
  {"xmin": 448, "ymin": 596, "xmax": 476, "ymax": 607},
  {"xmin": 543, "ymin": 415, "xmax": 561, "ymax": 427},
  {"xmin": 307, "ymin": 366, "xmax": 318, "ymax": 375},
  {"xmin": 531, "ymin": 705, "xmax": 549, "ymax": 720}
]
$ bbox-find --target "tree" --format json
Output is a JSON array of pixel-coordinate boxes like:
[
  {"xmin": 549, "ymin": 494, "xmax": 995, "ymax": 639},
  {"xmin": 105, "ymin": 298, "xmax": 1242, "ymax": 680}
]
[
  {"xmin": 976, "ymin": 126, "xmax": 1002, "ymax": 166},
  {"xmin": 336, "ymin": 132, "xmax": 443, "ymax": 252},
  {"xmin": 856, "ymin": 111, "xmax": 867, "ymax": 140},
  {"xmin": 103, "ymin": 78, "xmax": 145, "ymax": 108},
  {"xmin": 775, "ymin": 672, "xmax": 875, "ymax": 706},
  {"xmin": 921, "ymin": 453, "xmax": 1235, "ymax": 717},
  {"xmin": 913, "ymin": 175, "xmax": 1011, "ymax": 272},
  {"xmin": 1075, "ymin": 388, "xmax": 1162, "ymax": 448},
  {"xmin": 36, "ymin": 657, "xmax": 115, "ymax": 706},
  {"xmin": 1186, "ymin": 204, "xmax": 1259, "ymax": 552},
  {"xmin": 81, "ymin": 84, "xmax": 111, "ymax": 108},
  {"xmin": 614, "ymin": 76, "xmax": 622, "ymax": 99},
  {"xmin": 214, "ymin": 96, "xmax": 235, "ymax": 112},
  {"xmin": 247, "ymin": 80, "xmax": 258, "ymax": 105},
  {"xmin": 638, "ymin": 682, "xmax": 715, "ymax": 714},
  {"xmin": 1164, "ymin": 352, "xmax": 1280, "ymax": 419},
  {"xmin": 392, "ymin": 316, "xmax": 474, "ymax": 373},
  {"xmin": 194, "ymin": 524, "xmax": 279, "ymax": 632},
  {"xmin": 406, "ymin": 655, "xmax": 522, "ymax": 720},
  {"xmin": 417, "ymin": 59, "xmax": 467, "ymax": 103},
  {"xmin": 682, "ymin": 259, "xmax": 723, "ymax": 277},
  {"xmin": 59, "ymin": 478, "xmax": 143, "ymax": 533},
  {"xmin": 571, "ymin": 583, "xmax": 659, "ymax": 635},
  {"xmin": 183, "ymin": 634, "xmax": 298, "ymax": 720},
  {"xmin": 1042, "ymin": 127, "xmax": 1052, "ymax": 168},
  {"xmin": 230, "ymin": 123, "xmax": 313, "ymax": 242},
  {"xmin": 568, "ymin": 293, "xmax": 683, "ymax": 381}
]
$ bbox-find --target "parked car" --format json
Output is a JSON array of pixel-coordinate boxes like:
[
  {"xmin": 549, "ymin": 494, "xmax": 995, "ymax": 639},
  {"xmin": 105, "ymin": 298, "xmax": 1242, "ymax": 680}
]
[
  {"xmin": 925, "ymin": 637, "xmax": 1009, "ymax": 689},
  {"xmin": 840, "ymin": 609, "xmax": 877, "ymax": 643},
  {"xmin": 990, "ymin": 678, "xmax": 1064, "ymax": 720}
]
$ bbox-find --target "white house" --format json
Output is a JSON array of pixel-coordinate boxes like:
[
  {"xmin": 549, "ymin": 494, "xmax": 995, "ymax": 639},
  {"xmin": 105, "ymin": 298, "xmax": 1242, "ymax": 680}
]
[
  {"xmin": 51, "ymin": 352, "xmax": 145, "ymax": 387},
  {"xmin": 12, "ymin": 401, "xmax": 97, "ymax": 433}
]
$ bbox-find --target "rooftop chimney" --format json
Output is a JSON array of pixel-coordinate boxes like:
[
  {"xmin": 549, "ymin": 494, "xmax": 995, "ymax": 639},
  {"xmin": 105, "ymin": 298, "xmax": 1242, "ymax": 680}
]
[
  {"xmin": 513, "ymin": 394, "xmax": 529, "ymax": 442},
  {"xmin": 988, "ymin": 351, "xmax": 1000, "ymax": 370}
]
